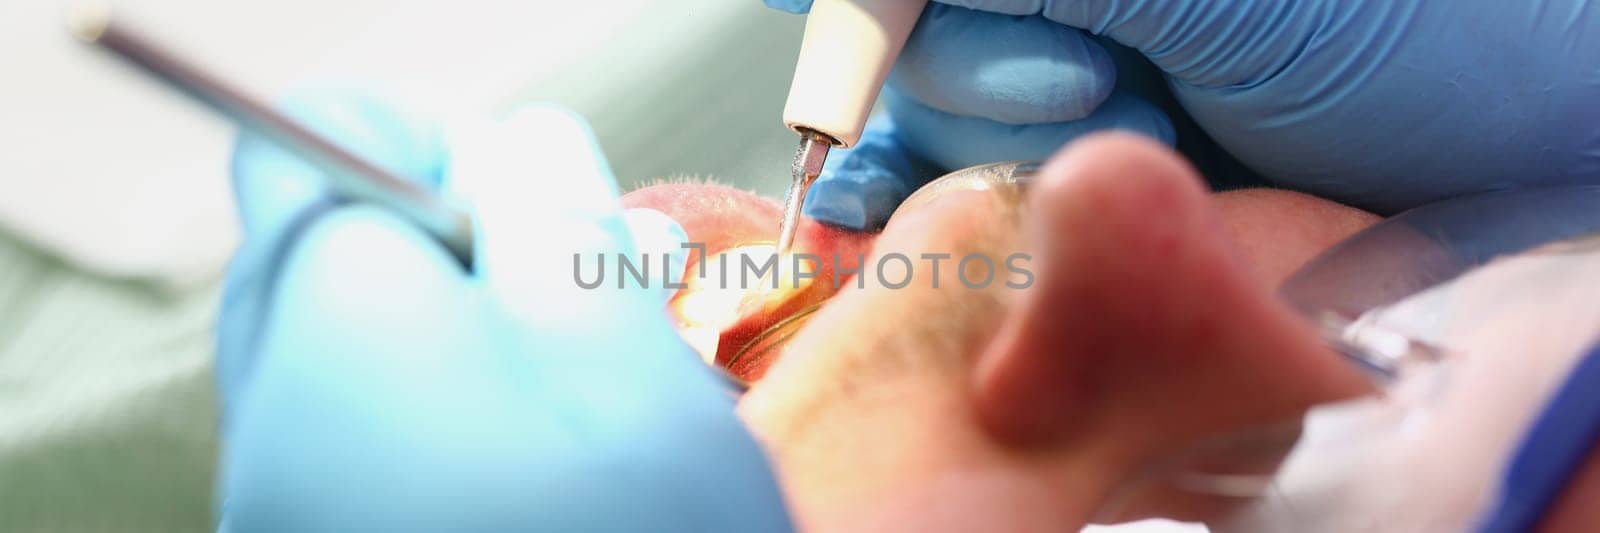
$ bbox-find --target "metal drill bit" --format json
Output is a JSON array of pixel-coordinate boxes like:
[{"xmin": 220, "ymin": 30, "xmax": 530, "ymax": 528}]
[
  {"xmin": 66, "ymin": 2, "xmax": 476, "ymax": 267},
  {"xmin": 777, "ymin": 129, "xmax": 833, "ymax": 254}
]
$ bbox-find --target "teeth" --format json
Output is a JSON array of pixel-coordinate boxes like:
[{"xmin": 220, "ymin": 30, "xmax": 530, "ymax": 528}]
[
  {"xmin": 667, "ymin": 243, "xmax": 824, "ymax": 367},
  {"xmin": 668, "ymin": 244, "xmax": 782, "ymax": 361}
]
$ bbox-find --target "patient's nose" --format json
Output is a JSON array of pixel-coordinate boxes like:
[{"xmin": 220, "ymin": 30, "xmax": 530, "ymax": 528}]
[{"xmin": 971, "ymin": 133, "xmax": 1374, "ymax": 519}]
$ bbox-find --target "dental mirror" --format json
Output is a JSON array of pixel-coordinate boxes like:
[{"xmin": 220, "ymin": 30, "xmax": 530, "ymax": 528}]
[{"xmin": 1166, "ymin": 185, "xmax": 1600, "ymax": 500}]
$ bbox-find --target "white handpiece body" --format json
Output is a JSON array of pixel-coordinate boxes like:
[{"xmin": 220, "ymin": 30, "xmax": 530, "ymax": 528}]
[{"xmin": 782, "ymin": 0, "xmax": 928, "ymax": 148}]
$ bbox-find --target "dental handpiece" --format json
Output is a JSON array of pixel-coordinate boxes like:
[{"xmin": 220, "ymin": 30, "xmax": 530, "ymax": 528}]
[
  {"xmin": 66, "ymin": 4, "xmax": 476, "ymax": 267},
  {"xmin": 775, "ymin": 0, "xmax": 928, "ymax": 254}
]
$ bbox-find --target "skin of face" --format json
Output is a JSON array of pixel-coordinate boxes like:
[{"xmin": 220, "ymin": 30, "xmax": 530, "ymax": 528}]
[
  {"xmin": 625, "ymin": 133, "xmax": 1600, "ymax": 531},
  {"xmin": 725, "ymin": 133, "xmax": 1375, "ymax": 531}
]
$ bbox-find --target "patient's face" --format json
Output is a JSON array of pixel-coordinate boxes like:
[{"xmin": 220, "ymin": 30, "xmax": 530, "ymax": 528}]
[{"xmin": 622, "ymin": 134, "xmax": 1600, "ymax": 530}]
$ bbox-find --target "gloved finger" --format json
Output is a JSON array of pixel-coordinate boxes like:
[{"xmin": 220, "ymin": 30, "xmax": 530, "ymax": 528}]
[
  {"xmin": 804, "ymin": 87, "xmax": 1175, "ymax": 231},
  {"xmin": 885, "ymin": 84, "xmax": 1176, "ymax": 173},
  {"xmin": 226, "ymin": 203, "xmax": 787, "ymax": 530},
  {"xmin": 622, "ymin": 207, "xmax": 690, "ymax": 304},
  {"xmin": 769, "ymin": 0, "xmax": 1276, "ymax": 88},
  {"xmin": 890, "ymin": 3, "xmax": 1115, "ymax": 125},
  {"xmin": 801, "ymin": 114, "xmax": 944, "ymax": 231},
  {"xmin": 221, "ymin": 206, "xmax": 563, "ymax": 530},
  {"xmin": 445, "ymin": 107, "xmax": 745, "ymax": 421},
  {"xmin": 445, "ymin": 106, "xmax": 642, "ymax": 328},
  {"xmin": 763, "ymin": 0, "xmax": 812, "ymax": 14},
  {"xmin": 217, "ymin": 195, "xmax": 473, "ymax": 426},
  {"xmin": 230, "ymin": 87, "xmax": 447, "ymax": 246},
  {"xmin": 220, "ymin": 89, "xmax": 448, "ymax": 415},
  {"xmin": 443, "ymin": 106, "xmax": 717, "ymax": 382},
  {"xmin": 1029, "ymin": 0, "xmax": 1290, "ymax": 88}
]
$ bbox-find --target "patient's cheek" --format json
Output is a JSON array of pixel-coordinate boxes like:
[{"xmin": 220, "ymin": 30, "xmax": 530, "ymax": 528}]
[
  {"xmin": 1212, "ymin": 189, "xmax": 1380, "ymax": 287},
  {"xmin": 622, "ymin": 182, "xmax": 875, "ymax": 381}
]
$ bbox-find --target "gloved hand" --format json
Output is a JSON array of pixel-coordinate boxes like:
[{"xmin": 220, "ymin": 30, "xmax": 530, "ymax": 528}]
[
  {"xmin": 769, "ymin": 0, "xmax": 1600, "ymax": 228},
  {"xmin": 214, "ymin": 89, "xmax": 792, "ymax": 531}
]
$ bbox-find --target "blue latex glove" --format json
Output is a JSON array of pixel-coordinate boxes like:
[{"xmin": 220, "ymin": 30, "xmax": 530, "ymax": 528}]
[
  {"xmin": 770, "ymin": 0, "xmax": 1600, "ymax": 228},
  {"xmin": 215, "ymin": 89, "xmax": 792, "ymax": 531}
]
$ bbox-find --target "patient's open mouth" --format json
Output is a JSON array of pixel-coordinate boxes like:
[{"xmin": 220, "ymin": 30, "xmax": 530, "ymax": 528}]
[{"xmin": 623, "ymin": 181, "xmax": 875, "ymax": 382}]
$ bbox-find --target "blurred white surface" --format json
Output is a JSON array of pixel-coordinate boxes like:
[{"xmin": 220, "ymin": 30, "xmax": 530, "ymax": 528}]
[{"xmin": 1, "ymin": 0, "xmax": 767, "ymax": 285}]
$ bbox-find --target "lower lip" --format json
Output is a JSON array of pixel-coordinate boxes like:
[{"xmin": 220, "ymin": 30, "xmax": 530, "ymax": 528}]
[{"xmin": 668, "ymin": 243, "xmax": 840, "ymax": 382}]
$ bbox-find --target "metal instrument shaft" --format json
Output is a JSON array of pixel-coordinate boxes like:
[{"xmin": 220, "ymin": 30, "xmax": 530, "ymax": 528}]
[
  {"xmin": 777, "ymin": 129, "xmax": 833, "ymax": 254},
  {"xmin": 67, "ymin": 4, "xmax": 476, "ymax": 267}
]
